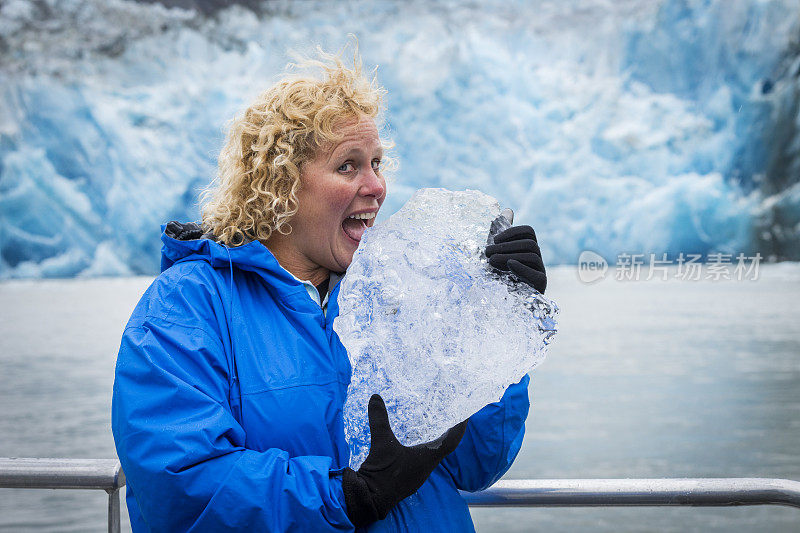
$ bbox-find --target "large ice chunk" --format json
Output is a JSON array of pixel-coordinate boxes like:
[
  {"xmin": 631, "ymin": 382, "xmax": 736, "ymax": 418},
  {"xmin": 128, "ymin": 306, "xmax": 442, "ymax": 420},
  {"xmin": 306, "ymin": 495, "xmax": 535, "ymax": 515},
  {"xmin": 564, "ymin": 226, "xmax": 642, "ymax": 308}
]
[{"xmin": 334, "ymin": 188, "xmax": 558, "ymax": 469}]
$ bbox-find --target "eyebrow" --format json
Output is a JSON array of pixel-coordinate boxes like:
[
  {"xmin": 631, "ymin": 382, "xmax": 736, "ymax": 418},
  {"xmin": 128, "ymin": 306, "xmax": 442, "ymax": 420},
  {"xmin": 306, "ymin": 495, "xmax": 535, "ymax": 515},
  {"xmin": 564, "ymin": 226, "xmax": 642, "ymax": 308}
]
[{"xmin": 327, "ymin": 143, "xmax": 384, "ymax": 164}]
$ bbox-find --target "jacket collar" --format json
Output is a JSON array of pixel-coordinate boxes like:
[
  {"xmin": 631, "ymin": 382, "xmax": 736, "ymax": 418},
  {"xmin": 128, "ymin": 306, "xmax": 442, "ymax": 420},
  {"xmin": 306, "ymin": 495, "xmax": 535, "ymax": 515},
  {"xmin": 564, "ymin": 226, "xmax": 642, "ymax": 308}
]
[{"xmin": 160, "ymin": 222, "xmax": 344, "ymax": 301}]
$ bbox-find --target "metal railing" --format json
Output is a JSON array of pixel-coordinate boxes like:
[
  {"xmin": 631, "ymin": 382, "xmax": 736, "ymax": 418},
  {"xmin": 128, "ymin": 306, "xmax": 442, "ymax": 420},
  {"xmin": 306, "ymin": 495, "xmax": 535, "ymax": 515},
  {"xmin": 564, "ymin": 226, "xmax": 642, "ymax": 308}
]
[
  {"xmin": 0, "ymin": 458, "xmax": 125, "ymax": 533},
  {"xmin": 462, "ymin": 478, "xmax": 800, "ymax": 508},
  {"xmin": 2, "ymin": 458, "xmax": 799, "ymax": 532}
]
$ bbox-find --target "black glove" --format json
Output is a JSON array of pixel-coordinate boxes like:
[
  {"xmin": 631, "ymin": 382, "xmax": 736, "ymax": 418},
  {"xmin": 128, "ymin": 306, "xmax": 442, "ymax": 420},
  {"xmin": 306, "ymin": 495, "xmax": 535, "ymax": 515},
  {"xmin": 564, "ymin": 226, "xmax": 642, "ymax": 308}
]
[
  {"xmin": 342, "ymin": 395, "xmax": 468, "ymax": 527},
  {"xmin": 485, "ymin": 225, "xmax": 547, "ymax": 294}
]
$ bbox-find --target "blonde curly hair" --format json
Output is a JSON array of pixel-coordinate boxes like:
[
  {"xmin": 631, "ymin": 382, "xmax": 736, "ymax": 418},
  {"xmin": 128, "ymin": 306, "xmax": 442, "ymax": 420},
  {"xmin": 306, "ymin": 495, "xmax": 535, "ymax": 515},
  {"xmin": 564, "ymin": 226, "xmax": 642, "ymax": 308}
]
[{"xmin": 201, "ymin": 45, "xmax": 391, "ymax": 246}]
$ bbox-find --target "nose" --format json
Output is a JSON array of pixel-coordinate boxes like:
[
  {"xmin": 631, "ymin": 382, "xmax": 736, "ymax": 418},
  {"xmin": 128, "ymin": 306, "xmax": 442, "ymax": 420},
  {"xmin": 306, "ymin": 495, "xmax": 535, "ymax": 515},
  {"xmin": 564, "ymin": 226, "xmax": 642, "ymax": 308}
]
[{"xmin": 359, "ymin": 167, "xmax": 386, "ymax": 200}]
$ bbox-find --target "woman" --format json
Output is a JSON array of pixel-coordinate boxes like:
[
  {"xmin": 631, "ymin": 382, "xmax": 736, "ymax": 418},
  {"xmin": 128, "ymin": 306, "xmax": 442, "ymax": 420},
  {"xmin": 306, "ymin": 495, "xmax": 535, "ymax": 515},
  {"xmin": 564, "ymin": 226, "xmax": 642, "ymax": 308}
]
[{"xmin": 112, "ymin": 49, "xmax": 546, "ymax": 532}]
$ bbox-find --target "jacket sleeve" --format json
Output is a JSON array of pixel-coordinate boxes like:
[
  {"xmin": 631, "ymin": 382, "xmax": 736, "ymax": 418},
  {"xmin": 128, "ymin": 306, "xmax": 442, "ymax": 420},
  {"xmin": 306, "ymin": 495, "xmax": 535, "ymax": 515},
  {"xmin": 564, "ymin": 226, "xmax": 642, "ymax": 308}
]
[
  {"xmin": 112, "ymin": 282, "xmax": 353, "ymax": 532},
  {"xmin": 439, "ymin": 374, "xmax": 531, "ymax": 492}
]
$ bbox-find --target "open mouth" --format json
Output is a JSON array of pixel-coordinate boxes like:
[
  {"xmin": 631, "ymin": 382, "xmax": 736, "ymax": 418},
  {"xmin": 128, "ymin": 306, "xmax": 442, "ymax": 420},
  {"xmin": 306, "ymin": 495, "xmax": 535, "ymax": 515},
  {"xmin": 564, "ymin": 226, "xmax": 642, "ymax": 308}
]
[{"xmin": 342, "ymin": 211, "xmax": 377, "ymax": 243}]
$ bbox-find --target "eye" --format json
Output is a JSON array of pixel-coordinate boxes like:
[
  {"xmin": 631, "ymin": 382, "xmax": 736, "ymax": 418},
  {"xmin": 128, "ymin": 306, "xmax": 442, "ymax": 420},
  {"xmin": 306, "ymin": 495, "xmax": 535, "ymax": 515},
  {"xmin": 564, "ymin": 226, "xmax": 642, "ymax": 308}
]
[
  {"xmin": 371, "ymin": 159, "xmax": 381, "ymax": 171},
  {"xmin": 338, "ymin": 162, "xmax": 355, "ymax": 173}
]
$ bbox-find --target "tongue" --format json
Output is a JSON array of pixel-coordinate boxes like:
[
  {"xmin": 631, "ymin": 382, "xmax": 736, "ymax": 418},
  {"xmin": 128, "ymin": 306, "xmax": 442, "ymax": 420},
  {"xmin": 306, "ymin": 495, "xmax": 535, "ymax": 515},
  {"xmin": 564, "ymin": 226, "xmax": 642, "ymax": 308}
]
[{"xmin": 342, "ymin": 217, "xmax": 367, "ymax": 242}]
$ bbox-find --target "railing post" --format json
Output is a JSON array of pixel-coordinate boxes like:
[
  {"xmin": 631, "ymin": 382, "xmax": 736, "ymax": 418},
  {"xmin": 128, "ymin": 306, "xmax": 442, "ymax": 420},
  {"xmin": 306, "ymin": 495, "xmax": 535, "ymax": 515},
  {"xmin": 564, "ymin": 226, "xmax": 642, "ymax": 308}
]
[
  {"xmin": 108, "ymin": 461, "xmax": 125, "ymax": 533},
  {"xmin": 107, "ymin": 488, "xmax": 121, "ymax": 533}
]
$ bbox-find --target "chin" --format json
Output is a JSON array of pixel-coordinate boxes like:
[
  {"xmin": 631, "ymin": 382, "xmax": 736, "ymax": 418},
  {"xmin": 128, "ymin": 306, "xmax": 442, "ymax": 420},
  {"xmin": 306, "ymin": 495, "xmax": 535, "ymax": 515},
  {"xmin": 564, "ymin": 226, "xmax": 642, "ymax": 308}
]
[
  {"xmin": 338, "ymin": 255, "xmax": 355, "ymax": 272},
  {"xmin": 335, "ymin": 242, "xmax": 359, "ymax": 271},
  {"xmin": 326, "ymin": 252, "xmax": 354, "ymax": 273}
]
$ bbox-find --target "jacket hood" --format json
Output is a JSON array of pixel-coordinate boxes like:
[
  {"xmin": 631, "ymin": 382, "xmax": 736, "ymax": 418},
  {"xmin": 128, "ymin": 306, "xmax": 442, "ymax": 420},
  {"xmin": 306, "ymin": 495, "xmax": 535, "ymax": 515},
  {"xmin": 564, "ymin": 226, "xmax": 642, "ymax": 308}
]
[{"xmin": 160, "ymin": 221, "xmax": 302, "ymax": 291}]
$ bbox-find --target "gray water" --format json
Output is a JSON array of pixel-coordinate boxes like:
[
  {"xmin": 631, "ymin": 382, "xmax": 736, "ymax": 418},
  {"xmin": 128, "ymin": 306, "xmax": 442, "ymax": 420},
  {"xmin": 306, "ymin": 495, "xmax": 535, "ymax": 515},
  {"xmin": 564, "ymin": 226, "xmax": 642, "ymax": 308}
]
[{"xmin": 1, "ymin": 265, "xmax": 799, "ymax": 532}]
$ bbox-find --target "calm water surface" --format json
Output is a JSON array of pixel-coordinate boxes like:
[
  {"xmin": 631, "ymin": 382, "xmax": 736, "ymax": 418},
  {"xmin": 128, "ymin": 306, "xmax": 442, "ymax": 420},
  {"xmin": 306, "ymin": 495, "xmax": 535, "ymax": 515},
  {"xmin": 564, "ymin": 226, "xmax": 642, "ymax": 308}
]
[{"xmin": 1, "ymin": 265, "xmax": 799, "ymax": 532}]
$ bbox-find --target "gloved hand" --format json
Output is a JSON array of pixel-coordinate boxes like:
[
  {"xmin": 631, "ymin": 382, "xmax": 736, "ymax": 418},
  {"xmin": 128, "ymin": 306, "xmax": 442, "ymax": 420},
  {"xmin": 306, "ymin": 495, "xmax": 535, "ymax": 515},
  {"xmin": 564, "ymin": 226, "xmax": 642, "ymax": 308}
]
[
  {"xmin": 342, "ymin": 395, "xmax": 468, "ymax": 527},
  {"xmin": 485, "ymin": 224, "xmax": 547, "ymax": 295}
]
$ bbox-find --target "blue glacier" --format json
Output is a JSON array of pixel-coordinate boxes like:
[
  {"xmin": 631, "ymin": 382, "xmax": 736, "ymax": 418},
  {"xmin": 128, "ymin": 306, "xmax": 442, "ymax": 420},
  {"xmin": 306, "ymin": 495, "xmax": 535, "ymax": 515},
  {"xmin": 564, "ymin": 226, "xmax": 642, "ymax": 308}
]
[{"xmin": 1, "ymin": 0, "xmax": 799, "ymax": 277}]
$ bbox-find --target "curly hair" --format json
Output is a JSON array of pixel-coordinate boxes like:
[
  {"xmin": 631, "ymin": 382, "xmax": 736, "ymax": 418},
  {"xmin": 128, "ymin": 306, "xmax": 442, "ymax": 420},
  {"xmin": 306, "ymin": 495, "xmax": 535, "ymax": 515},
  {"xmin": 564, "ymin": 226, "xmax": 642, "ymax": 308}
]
[{"xmin": 201, "ymin": 44, "xmax": 391, "ymax": 246}]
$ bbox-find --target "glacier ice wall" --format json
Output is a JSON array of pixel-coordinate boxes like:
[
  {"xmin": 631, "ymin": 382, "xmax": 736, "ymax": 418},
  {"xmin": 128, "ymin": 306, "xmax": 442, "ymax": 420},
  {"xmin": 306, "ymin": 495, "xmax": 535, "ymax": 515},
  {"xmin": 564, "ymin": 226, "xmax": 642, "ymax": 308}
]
[
  {"xmin": 334, "ymin": 188, "xmax": 558, "ymax": 468},
  {"xmin": 2, "ymin": 0, "xmax": 800, "ymax": 277}
]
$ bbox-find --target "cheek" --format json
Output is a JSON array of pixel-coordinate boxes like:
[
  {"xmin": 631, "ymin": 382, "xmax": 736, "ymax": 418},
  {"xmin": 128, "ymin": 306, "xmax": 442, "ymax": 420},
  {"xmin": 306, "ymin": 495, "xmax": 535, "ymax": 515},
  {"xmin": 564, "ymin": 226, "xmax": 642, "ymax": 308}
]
[
  {"xmin": 300, "ymin": 187, "xmax": 349, "ymax": 228},
  {"xmin": 326, "ymin": 186, "xmax": 358, "ymax": 217}
]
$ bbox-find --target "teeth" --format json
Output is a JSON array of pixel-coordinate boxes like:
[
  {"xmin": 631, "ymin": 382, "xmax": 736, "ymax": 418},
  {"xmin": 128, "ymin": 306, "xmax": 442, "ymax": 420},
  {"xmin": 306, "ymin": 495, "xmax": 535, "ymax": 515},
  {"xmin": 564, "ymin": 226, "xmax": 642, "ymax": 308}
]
[{"xmin": 347, "ymin": 212, "xmax": 376, "ymax": 220}]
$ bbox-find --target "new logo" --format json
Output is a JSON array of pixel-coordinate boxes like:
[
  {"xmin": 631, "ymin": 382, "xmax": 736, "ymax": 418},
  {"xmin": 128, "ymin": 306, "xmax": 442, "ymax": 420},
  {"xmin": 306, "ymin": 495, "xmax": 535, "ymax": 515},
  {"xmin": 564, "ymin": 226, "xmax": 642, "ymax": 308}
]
[{"xmin": 577, "ymin": 250, "xmax": 608, "ymax": 283}]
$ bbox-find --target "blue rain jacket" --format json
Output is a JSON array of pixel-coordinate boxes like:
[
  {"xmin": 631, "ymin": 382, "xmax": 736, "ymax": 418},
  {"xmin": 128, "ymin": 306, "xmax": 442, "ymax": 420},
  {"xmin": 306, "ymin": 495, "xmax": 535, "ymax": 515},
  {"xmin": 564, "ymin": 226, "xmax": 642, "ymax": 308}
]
[{"xmin": 112, "ymin": 226, "xmax": 530, "ymax": 532}]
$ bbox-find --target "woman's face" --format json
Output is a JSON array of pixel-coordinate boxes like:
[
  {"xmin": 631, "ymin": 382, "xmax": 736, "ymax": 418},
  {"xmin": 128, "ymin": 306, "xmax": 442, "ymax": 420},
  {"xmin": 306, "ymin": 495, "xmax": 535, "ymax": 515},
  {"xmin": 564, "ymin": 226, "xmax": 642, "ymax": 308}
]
[{"xmin": 274, "ymin": 115, "xmax": 386, "ymax": 279}]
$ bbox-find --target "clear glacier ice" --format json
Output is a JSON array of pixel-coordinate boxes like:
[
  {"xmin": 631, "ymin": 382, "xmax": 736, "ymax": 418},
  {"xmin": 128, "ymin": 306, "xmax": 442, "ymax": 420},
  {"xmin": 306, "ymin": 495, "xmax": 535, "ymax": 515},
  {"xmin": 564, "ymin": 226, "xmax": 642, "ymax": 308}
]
[{"xmin": 334, "ymin": 188, "xmax": 558, "ymax": 469}]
